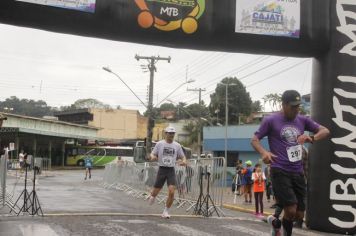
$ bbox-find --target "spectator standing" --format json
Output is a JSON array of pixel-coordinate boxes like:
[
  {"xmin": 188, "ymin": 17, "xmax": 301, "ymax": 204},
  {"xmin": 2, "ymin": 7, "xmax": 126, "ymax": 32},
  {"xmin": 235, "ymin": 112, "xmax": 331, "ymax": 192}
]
[
  {"xmin": 252, "ymin": 163, "xmax": 266, "ymax": 217},
  {"xmin": 19, "ymin": 150, "xmax": 25, "ymax": 171},
  {"xmin": 264, "ymin": 164, "xmax": 273, "ymax": 203},
  {"xmin": 235, "ymin": 160, "xmax": 243, "ymax": 195},
  {"xmin": 242, "ymin": 160, "xmax": 253, "ymax": 204}
]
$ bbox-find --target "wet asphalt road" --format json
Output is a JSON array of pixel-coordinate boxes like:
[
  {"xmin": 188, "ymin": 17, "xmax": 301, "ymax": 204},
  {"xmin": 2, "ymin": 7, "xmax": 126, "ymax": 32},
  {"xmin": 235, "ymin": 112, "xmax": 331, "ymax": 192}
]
[{"xmin": 0, "ymin": 170, "xmax": 335, "ymax": 236}]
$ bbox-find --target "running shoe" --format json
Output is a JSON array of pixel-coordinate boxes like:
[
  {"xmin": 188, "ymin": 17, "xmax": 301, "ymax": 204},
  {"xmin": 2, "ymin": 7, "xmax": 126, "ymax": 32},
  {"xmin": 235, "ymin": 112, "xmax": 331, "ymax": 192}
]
[
  {"xmin": 161, "ymin": 209, "xmax": 170, "ymax": 219},
  {"xmin": 267, "ymin": 215, "xmax": 281, "ymax": 236},
  {"xmin": 293, "ymin": 219, "xmax": 303, "ymax": 229}
]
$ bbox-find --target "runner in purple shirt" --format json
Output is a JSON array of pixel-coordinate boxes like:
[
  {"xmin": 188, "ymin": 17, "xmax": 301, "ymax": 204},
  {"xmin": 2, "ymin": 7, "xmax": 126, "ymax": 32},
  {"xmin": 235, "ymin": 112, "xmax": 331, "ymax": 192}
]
[{"xmin": 251, "ymin": 90, "xmax": 329, "ymax": 236}]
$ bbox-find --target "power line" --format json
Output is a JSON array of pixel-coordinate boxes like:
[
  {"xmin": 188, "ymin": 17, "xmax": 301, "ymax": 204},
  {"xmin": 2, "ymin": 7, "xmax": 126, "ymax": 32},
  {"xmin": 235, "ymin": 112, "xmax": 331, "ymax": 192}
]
[{"xmin": 246, "ymin": 59, "xmax": 311, "ymax": 88}]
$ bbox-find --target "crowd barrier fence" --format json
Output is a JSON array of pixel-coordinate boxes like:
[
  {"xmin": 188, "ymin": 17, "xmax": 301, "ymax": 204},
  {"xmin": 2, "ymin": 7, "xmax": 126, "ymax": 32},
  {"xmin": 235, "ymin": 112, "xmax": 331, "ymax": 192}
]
[{"xmin": 102, "ymin": 157, "xmax": 225, "ymax": 216}]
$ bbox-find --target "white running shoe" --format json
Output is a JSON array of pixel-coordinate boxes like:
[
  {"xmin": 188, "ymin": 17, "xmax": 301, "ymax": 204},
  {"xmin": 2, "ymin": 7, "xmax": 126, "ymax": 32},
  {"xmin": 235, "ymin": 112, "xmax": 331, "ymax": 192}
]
[
  {"xmin": 267, "ymin": 215, "xmax": 281, "ymax": 236},
  {"xmin": 148, "ymin": 196, "xmax": 155, "ymax": 205},
  {"xmin": 161, "ymin": 209, "xmax": 170, "ymax": 219}
]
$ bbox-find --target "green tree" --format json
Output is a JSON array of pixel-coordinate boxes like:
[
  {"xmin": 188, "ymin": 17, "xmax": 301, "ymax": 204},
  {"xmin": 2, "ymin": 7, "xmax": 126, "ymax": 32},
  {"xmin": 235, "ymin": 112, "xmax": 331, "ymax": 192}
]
[
  {"xmin": 251, "ymin": 100, "xmax": 262, "ymax": 113},
  {"xmin": 60, "ymin": 98, "xmax": 112, "ymax": 110},
  {"xmin": 209, "ymin": 77, "xmax": 252, "ymax": 125},
  {"xmin": 159, "ymin": 103, "xmax": 176, "ymax": 112},
  {"xmin": 176, "ymin": 102, "xmax": 188, "ymax": 120},
  {"xmin": 184, "ymin": 102, "xmax": 209, "ymax": 119},
  {"xmin": 263, "ymin": 93, "xmax": 282, "ymax": 111},
  {"xmin": 182, "ymin": 120, "xmax": 199, "ymax": 146},
  {"xmin": 0, "ymin": 96, "xmax": 53, "ymax": 117}
]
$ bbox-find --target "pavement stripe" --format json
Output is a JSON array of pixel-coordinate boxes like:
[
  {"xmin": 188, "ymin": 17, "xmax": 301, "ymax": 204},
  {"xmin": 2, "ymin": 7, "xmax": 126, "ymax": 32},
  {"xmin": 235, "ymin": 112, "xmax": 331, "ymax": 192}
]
[
  {"xmin": 222, "ymin": 225, "xmax": 270, "ymax": 236},
  {"xmin": 19, "ymin": 224, "xmax": 59, "ymax": 236},
  {"xmin": 223, "ymin": 203, "xmax": 274, "ymax": 216},
  {"xmin": 44, "ymin": 212, "xmax": 202, "ymax": 218},
  {"xmin": 93, "ymin": 222, "xmax": 140, "ymax": 236},
  {"xmin": 158, "ymin": 223, "xmax": 214, "ymax": 236}
]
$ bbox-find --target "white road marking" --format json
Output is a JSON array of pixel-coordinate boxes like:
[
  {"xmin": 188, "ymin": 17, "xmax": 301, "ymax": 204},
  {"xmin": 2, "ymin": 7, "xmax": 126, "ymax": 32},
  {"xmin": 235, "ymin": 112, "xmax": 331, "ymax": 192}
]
[
  {"xmin": 110, "ymin": 219, "xmax": 151, "ymax": 224},
  {"xmin": 222, "ymin": 225, "xmax": 270, "ymax": 236},
  {"xmin": 93, "ymin": 222, "xmax": 140, "ymax": 236},
  {"xmin": 19, "ymin": 224, "xmax": 59, "ymax": 236},
  {"xmin": 158, "ymin": 223, "xmax": 214, "ymax": 236}
]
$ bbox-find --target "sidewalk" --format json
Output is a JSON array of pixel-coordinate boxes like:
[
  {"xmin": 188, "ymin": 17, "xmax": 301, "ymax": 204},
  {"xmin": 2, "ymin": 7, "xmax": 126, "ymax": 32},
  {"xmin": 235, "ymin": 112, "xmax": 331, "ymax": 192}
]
[{"xmin": 222, "ymin": 188, "xmax": 275, "ymax": 217}]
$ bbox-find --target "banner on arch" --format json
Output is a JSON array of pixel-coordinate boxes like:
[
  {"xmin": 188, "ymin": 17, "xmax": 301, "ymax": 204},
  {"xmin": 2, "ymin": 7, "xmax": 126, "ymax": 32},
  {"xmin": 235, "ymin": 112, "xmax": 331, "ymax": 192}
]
[
  {"xmin": 235, "ymin": 0, "xmax": 300, "ymax": 38},
  {"xmin": 16, "ymin": 0, "xmax": 96, "ymax": 13}
]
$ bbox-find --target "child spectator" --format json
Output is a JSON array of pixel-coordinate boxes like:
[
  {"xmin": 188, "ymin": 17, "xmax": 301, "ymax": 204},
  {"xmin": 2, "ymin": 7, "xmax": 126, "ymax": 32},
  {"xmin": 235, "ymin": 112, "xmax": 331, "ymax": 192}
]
[
  {"xmin": 252, "ymin": 163, "xmax": 266, "ymax": 217},
  {"xmin": 242, "ymin": 160, "xmax": 253, "ymax": 203}
]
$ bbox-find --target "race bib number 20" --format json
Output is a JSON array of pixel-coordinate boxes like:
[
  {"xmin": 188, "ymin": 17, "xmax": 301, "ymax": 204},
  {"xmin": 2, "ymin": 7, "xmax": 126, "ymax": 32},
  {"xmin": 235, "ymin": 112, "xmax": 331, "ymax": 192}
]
[{"xmin": 286, "ymin": 145, "xmax": 302, "ymax": 162}]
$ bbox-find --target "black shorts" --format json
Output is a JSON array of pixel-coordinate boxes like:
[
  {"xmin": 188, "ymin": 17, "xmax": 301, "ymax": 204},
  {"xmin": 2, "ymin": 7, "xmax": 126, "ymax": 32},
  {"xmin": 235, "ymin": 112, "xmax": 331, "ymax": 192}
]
[
  {"xmin": 271, "ymin": 167, "xmax": 306, "ymax": 211},
  {"xmin": 154, "ymin": 166, "xmax": 176, "ymax": 188}
]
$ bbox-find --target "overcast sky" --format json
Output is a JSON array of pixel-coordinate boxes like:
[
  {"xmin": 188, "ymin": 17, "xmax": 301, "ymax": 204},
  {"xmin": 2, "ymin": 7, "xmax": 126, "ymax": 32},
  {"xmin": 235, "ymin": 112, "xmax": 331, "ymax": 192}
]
[{"xmin": 0, "ymin": 23, "xmax": 312, "ymax": 114}]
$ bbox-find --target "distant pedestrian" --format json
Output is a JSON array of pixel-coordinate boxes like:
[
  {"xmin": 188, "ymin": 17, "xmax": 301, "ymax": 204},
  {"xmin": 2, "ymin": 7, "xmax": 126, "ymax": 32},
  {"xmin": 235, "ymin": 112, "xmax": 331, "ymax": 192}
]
[
  {"xmin": 147, "ymin": 126, "xmax": 187, "ymax": 219},
  {"xmin": 241, "ymin": 160, "xmax": 253, "ymax": 204},
  {"xmin": 84, "ymin": 155, "xmax": 93, "ymax": 180},
  {"xmin": 19, "ymin": 150, "xmax": 25, "ymax": 171},
  {"xmin": 264, "ymin": 164, "xmax": 273, "ymax": 202},
  {"xmin": 235, "ymin": 160, "xmax": 243, "ymax": 195},
  {"xmin": 252, "ymin": 163, "xmax": 266, "ymax": 217}
]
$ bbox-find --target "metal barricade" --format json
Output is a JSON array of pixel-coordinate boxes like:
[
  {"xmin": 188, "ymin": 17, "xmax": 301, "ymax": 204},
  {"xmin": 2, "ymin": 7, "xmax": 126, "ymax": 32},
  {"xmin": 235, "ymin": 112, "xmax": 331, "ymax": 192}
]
[
  {"xmin": 0, "ymin": 150, "xmax": 6, "ymax": 206},
  {"xmin": 102, "ymin": 156, "xmax": 226, "ymax": 216},
  {"xmin": 0, "ymin": 149, "xmax": 19, "ymax": 213},
  {"xmin": 7, "ymin": 159, "xmax": 20, "ymax": 170},
  {"xmin": 34, "ymin": 157, "xmax": 51, "ymax": 175}
]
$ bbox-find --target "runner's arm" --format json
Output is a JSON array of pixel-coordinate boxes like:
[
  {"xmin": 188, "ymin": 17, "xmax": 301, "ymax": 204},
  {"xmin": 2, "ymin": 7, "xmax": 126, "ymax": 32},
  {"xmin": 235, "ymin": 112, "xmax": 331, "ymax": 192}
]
[
  {"xmin": 251, "ymin": 135, "xmax": 276, "ymax": 164},
  {"xmin": 297, "ymin": 125, "xmax": 330, "ymax": 144},
  {"xmin": 177, "ymin": 155, "xmax": 187, "ymax": 166},
  {"xmin": 313, "ymin": 125, "xmax": 330, "ymax": 141},
  {"xmin": 149, "ymin": 153, "xmax": 158, "ymax": 161}
]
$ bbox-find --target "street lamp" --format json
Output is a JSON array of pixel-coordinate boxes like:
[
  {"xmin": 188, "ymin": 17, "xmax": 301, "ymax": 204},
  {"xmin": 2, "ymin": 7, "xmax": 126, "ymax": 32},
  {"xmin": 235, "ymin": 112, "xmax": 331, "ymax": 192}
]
[
  {"xmin": 219, "ymin": 82, "xmax": 237, "ymax": 194},
  {"xmin": 200, "ymin": 117, "xmax": 214, "ymax": 126},
  {"xmin": 156, "ymin": 79, "xmax": 195, "ymax": 107},
  {"xmin": 102, "ymin": 66, "xmax": 147, "ymax": 108}
]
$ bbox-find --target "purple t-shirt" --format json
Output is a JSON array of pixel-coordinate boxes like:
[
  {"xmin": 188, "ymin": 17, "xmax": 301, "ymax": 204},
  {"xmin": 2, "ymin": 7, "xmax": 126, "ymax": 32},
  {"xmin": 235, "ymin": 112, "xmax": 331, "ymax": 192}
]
[{"xmin": 255, "ymin": 112, "xmax": 320, "ymax": 173}]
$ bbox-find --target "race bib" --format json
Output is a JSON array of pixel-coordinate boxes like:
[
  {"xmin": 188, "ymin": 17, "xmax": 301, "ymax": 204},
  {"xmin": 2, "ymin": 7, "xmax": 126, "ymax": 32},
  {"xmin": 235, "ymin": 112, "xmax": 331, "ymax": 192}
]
[
  {"xmin": 162, "ymin": 156, "xmax": 173, "ymax": 166},
  {"xmin": 286, "ymin": 145, "xmax": 302, "ymax": 162}
]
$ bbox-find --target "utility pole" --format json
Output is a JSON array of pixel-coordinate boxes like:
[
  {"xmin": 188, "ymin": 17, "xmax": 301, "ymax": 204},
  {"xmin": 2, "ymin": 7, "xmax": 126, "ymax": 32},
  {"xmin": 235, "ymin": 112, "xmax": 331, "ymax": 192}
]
[
  {"xmin": 187, "ymin": 87, "xmax": 206, "ymax": 156},
  {"xmin": 135, "ymin": 54, "xmax": 171, "ymax": 158}
]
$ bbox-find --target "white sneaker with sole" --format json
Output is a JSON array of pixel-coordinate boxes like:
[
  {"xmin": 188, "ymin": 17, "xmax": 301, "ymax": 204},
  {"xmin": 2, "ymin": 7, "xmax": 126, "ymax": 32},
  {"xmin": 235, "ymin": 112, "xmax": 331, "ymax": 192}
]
[
  {"xmin": 267, "ymin": 215, "xmax": 281, "ymax": 236},
  {"xmin": 148, "ymin": 196, "xmax": 155, "ymax": 205},
  {"xmin": 161, "ymin": 209, "xmax": 170, "ymax": 219}
]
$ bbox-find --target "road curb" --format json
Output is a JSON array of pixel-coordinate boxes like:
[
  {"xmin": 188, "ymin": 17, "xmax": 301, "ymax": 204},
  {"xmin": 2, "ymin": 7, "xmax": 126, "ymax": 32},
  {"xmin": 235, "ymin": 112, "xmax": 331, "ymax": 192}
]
[{"xmin": 223, "ymin": 204, "xmax": 273, "ymax": 217}]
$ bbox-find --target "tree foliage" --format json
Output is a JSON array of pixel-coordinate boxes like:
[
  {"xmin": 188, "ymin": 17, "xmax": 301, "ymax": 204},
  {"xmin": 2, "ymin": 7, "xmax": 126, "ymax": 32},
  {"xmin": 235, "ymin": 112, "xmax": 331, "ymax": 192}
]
[
  {"xmin": 0, "ymin": 96, "xmax": 54, "ymax": 117},
  {"xmin": 209, "ymin": 77, "xmax": 252, "ymax": 125},
  {"xmin": 262, "ymin": 93, "xmax": 282, "ymax": 111},
  {"xmin": 60, "ymin": 98, "xmax": 112, "ymax": 111}
]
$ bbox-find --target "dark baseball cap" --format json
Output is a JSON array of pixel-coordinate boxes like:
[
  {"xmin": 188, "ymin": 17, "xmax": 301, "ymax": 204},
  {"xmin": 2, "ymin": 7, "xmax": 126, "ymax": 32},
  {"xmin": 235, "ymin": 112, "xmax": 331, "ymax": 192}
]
[{"xmin": 282, "ymin": 90, "xmax": 302, "ymax": 106}]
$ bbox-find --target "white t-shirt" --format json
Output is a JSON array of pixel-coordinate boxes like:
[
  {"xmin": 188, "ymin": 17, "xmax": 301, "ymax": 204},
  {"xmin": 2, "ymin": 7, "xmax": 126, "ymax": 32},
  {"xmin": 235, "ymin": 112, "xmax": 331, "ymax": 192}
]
[
  {"xmin": 151, "ymin": 140, "xmax": 185, "ymax": 167},
  {"xmin": 19, "ymin": 153, "xmax": 24, "ymax": 162}
]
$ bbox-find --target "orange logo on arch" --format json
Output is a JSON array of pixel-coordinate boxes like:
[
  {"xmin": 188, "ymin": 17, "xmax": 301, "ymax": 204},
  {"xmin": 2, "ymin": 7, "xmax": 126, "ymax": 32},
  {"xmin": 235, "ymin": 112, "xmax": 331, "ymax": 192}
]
[{"xmin": 135, "ymin": 0, "xmax": 205, "ymax": 34}]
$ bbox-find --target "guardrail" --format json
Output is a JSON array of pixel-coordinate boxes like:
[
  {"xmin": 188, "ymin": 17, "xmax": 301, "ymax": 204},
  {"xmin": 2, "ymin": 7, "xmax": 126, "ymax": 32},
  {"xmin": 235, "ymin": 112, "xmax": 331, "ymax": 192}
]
[
  {"xmin": 0, "ymin": 149, "xmax": 20, "ymax": 212},
  {"xmin": 102, "ymin": 157, "xmax": 225, "ymax": 216},
  {"xmin": 7, "ymin": 157, "xmax": 51, "ymax": 174}
]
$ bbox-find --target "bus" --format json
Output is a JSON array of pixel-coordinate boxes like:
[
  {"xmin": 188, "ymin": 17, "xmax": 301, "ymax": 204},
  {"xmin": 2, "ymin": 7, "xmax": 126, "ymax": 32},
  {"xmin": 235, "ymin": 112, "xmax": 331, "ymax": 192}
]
[{"xmin": 66, "ymin": 146, "xmax": 134, "ymax": 166}]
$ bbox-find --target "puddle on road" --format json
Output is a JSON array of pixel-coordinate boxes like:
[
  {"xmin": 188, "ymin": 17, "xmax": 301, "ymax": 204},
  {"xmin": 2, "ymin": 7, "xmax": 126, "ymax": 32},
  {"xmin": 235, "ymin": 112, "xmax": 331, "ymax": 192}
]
[{"xmin": 19, "ymin": 224, "xmax": 59, "ymax": 236}]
